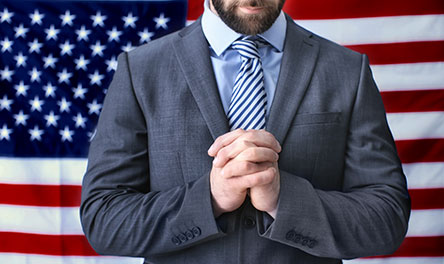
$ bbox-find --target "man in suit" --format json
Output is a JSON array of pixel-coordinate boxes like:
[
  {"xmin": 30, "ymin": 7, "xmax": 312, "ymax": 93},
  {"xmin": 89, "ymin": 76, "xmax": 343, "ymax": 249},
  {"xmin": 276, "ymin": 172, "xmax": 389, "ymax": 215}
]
[{"xmin": 80, "ymin": 0, "xmax": 411, "ymax": 262}]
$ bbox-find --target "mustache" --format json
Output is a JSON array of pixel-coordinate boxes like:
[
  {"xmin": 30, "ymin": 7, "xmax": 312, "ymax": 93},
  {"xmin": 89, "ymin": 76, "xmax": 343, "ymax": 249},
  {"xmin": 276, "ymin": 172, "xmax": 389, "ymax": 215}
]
[{"xmin": 235, "ymin": 0, "xmax": 267, "ymax": 7}]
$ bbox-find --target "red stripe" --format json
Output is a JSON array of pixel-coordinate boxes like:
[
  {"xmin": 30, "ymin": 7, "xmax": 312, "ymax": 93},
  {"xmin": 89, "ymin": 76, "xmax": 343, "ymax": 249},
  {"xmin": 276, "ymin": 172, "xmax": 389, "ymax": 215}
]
[
  {"xmin": 367, "ymin": 236, "xmax": 444, "ymax": 258},
  {"xmin": 0, "ymin": 184, "xmax": 81, "ymax": 207},
  {"xmin": 283, "ymin": 0, "xmax": 444, "ymax": 20},
  {"xmin": 346, "ymin": 41, "xmax": 444, "ymax": 65},
  {"xmin": 187, "ymin": 0, "xmax": 444, "ymax": 20},
  {"xmin": 381, "ymin": 89, "xmax": 444, "ymax": 113},
  {"xmin": 0, "ymin": 232, "xmax": 98, "ymax": 256},
  {"xmin": 187, "ymin": 0, "xmax": 204, "ymax": 21},
  {"xmin": 396, "ymin": 139, "xmax": 444, "ymax": 164},
  {"xmin": 410, "ymin": 188, "xmax": 444, "ymax": 210}
]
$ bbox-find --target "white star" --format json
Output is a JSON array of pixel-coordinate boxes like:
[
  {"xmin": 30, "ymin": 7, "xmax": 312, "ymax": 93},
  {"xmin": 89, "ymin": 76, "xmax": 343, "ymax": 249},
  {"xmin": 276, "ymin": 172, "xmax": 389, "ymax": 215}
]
[
  {"xmin": 138, "ymin": 28, "xmax": 155, "ymax": 44},
  {"xmin": 60, "ymin": 10, "xmax": 75, "ymax": 26},
  {"xmin": 14, "ymin": 24, "xmax": 29, "ymax": 38},
  {"xmin": 154, "ymin": 13, "xmax": 170, "ymax": 30},
  {"xmin": 0, "ymin": 95, "xmax": 13, "ymax": 111},
  {"xmin": 89, "ymin": 70, "xmax": 104, "ymax": 86},
  {"xmin": 73, "ymin": 84, "xmax": 88, "ymax": 99},
  {"xmin": 29, "ymin": 39, "xmax": 43, "ymax": 54},
  {"xmin": 14, "ymin": 81, "xmax": 29, "ymax": 97},
  {"xmin": 91, "ymin": 11, "xmax": 107, "ymax": 27},
  {"xmin": 73, "ymin": 113, "xmax": 87, "ymax": 128},
  {"xmin": 29, "ymin": 67, "xmax": 41, "ymax": 83},
  {"xmin": 75, "ymin": 25, "xmax": 91, "ymax": 42},
  {"xmin": 44, "ymin": 111, "xmax": 59, "ymax": 127},
  {"xmin": 43, "ymin": 54, "xmax": 58, "ymax": 69},
  {"xmin": 105, "ymin": 56, "xmax": 118, "ymax": 72},
  {"xmin": 0, "ymin": 124, "xmax": 13, "ymax": 141},
  {"xmin": 28, "ymin": 125, "xmax": 44, "ymax": 141},
  {"xmin": 59, "ymin": 126, "xmax": 74, "ymax": 142},
  {"xmin": 107, "ymin": 27, "xmax": 122, "ymax": 42},
  {"xmin": 57, "ymin": 69, "xmax": 72, "ymax": 84},
  {"xmin": 87, "ymin": 99, "xmax": 102, "ymax": 115},
  {"xmin": 122, "ymin": 13, "xmax": 138, "ymax": 28},
  {"xmin": 30, "ymin": 9, "xmax": 44, "ymax": 25},
  {"xmin": 0, "ymin": 66, "xmax": 14, "ymax": 82},
  {"xmin": 1, "ymin": 37, "xmax": 13, "ymax": 53},
  {"xmin": 122, "ymin": 42, "xmax": 134, "ymax": 52},
  {"xmin": 74, "ymin": 55, "xmax": 90, "ymax": 70},
  {"xmin": 14, "ymin": 52, "xmax": 27, "ymax": 67},
  {"xmin": 43, "ymin": 82, "xmax": 57, "ymax": 98},
  {"xmin": 13, "ymin": 110, "xmax": 29, "ymax": 126},
  {"xmin": 90, "ymin": 41, "xmax": 105, "ymax": 57},
  {"xmin": 57, "ymin": 97, "xmax": 71, "ymax": 113},
  {"xmin": 29, "ymin": 96, "xmax": 44, "ymax": 112},
  {"xmin": 59, "ymin": 40, "xmax": 75, "ymax": 56},
  {"xmin": 0, "ymin": 8, "xmax": 14, "ymax": 23},
  {"xmin": 45, "ymin": 25, "xmax": 60, "ymax": 41}
]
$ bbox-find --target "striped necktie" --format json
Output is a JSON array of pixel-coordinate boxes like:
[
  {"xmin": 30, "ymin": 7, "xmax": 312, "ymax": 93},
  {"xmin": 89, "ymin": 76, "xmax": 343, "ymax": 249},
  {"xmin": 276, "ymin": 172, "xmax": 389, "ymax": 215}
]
[{"xmin": 227, "ymin": 37, "xmax": 267, "ymax": 130}]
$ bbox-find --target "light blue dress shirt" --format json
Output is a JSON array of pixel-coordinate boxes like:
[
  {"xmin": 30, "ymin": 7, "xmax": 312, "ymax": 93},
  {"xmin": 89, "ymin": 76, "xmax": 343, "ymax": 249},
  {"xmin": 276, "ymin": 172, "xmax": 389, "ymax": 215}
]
[{"xmin": 201, "ymin": 1, "xmax": 287, "ymax": 120}]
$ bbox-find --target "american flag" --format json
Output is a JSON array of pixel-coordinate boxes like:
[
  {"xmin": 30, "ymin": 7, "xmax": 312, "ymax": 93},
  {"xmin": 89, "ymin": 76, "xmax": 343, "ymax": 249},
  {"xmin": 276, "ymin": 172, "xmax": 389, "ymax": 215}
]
[
  {"xmin": 0, "ymin": 0, "xmax": 443, "ymax": 263},
  {"xmin": 0, "ymin": 0, "xmax": 185, "ymax": 263}
]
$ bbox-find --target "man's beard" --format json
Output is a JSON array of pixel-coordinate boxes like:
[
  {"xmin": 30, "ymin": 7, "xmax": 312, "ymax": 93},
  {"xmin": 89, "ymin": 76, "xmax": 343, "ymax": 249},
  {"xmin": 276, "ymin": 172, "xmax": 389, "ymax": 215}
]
[{"xmin": 212, "ymin": 0, "xmax": 285, "ymax": 35}]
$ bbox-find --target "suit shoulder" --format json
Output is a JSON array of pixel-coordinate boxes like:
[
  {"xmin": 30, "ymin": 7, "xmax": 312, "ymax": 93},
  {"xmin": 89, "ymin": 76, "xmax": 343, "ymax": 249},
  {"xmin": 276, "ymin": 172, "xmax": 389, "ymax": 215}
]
[
  {"xmin": 311, "ymin": 29, "xmax": 362, "ymax": 65},
  {"xmin": 289, "ymin": 19, "xmax": 362, "ymax": 64}
]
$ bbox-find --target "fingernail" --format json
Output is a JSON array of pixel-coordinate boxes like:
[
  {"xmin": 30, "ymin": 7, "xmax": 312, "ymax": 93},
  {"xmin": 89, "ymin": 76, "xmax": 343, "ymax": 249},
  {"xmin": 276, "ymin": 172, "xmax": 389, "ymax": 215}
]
[{"xmin": 208, "ymin": 144, "xmax": 214, "ymax": 154}]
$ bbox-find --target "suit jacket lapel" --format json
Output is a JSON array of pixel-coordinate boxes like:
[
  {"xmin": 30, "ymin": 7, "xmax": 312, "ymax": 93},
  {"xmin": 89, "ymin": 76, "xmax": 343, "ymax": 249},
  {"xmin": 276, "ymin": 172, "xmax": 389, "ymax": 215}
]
[
  {"xmin": 173, "ymin": 20, "xmax": 229, "ymax": 140},
  {"xmin": 267, "ymin": 17, "xmax": 320, "ymax": 144}
]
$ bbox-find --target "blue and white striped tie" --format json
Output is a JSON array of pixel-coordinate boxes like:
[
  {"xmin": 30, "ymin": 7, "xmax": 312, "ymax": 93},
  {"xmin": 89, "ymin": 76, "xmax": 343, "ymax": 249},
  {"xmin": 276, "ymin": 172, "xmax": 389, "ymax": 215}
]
[{"xmin": 227, "ymin": 37, "xmax": 267, "ymax": 130}]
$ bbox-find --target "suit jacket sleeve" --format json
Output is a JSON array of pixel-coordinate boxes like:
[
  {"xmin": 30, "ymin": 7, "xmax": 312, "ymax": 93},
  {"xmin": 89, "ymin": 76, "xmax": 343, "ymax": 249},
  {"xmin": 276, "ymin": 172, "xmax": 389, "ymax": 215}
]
[
  {"xmin": 259, "ymin": 55, "xmax": 411, "ymax": 259},
  {"xmin": 80, "ymin": 52, "xmax": 224, "ymax": 257}
]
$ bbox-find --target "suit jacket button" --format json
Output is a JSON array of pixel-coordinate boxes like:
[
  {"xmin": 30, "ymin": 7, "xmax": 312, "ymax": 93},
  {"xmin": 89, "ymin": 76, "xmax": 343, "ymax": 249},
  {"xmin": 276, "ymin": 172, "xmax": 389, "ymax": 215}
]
[
  {"xmin": 185, "ymin": 230, "xmax": 194, "ymax": 240},
  {"xmin": 171, "ymin": 236, "xmax": 181, "ymax": 246},
  {"xmin": 192, "ymin": 227, "xmax": 201, "ymax": 237},
  {"xmin": 178, "ymin": 233, "xmax": 187, "ymax": 243},
  {"xmin": 243, "ymin": 217, "xmax": 256, "ymax": 229},
  {"xmin": 286, "ymin": 230, "xmax": 296, "ymax": 241},
  {"xmin": 294, "ymin": 234, "xmax": 302, "ymax": 243},
  {"xmin": 308, "ymin": 239, "xmax": 317, "ymax": 248},
  {"xmin": 302, "ymin": 238, "xmax": 309, "ymax": 246}
]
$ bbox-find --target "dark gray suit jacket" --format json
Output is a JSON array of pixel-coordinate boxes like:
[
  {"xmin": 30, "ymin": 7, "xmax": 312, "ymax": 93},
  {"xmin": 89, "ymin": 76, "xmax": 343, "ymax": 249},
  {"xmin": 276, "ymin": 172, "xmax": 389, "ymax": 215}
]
[{"xmin": 80, "ymin": 16, "xmax": 410, "ymax": 263}]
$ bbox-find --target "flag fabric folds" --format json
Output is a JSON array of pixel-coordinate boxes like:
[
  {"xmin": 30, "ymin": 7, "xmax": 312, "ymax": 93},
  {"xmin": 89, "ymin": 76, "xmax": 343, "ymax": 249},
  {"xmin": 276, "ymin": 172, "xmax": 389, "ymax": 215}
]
[
  {"xmin": 1, "ymin": 0, "xmax": 443, "ymax": 263},
  {"xmin": 0, "ymin": 0, "xmax": 186, "ymax": 263}
]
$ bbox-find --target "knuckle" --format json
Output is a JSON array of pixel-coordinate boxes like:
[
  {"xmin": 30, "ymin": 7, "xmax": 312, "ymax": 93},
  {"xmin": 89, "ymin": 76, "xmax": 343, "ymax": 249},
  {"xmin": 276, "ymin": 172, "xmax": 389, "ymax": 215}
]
[
  {"xmin": 247, "ymin": 176, "xmax": 259, "ymax": 187},
  {"xmin": 241, "ymin": 161, "xmax": 252, "ymax": 173},
  {"xmin": 218, "ymin": 147, "xmax": 229, "ymax": 159},
  {"xmin": 259, "ymin": 169, "xmax": 274, "ymax": 185}
]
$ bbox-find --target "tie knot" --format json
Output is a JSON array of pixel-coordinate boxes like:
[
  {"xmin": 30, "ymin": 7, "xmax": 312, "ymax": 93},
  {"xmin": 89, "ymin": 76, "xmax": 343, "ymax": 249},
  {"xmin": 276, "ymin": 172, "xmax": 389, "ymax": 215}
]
[{"xmin": 231, "ymin": 37, "xmax": 261, "ymax": 59}]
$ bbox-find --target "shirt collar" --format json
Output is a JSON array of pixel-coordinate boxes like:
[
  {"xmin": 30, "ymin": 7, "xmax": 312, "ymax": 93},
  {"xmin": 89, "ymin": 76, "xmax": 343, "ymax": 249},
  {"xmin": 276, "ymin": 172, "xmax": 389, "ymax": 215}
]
[{"xmin": 202, "ymin": 0, "xmax": 286, "ymax": 56}]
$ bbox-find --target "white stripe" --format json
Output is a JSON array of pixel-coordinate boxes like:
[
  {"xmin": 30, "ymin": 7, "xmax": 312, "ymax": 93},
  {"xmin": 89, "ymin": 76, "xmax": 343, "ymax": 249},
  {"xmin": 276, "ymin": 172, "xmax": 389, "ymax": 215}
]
[
  {"xmin": 387, "ymin": 112, "xmax": 444, "ymax": 140},
  {"xmin": 344, "ymin": 257, "xmax": 444, "ymax": 264},
  {"xmin": 0, "ymin": 157, "xmax": 87, "ymax": 185},
  {"xmin": 0, "ymin": 253, "xmax": 143, "ymax": 264},
  {"xmin": 404, "ymin": 162, "xmax": 444, "ymax": 189},
  {"xmin": 371, "ymin": 62, "xmax": 444, "ymax": 92},
  {"xmin": 0, "ymin": 205, "xmax": 83, "ymax": 235},
  {"xmin": 296, "ymin": 15, "xmax": 444, "ymax": 45},
  {"xmin": 407, "ymin": 209, "xmax": 444, "ymax": 237}
]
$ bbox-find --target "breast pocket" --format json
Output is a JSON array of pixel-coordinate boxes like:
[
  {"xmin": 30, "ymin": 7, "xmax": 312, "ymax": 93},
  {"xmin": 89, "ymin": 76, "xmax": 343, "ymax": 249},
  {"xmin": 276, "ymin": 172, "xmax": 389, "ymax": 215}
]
[{"xmin": 280, "ymin": 112, "xmax": 342, "ymax": 181}]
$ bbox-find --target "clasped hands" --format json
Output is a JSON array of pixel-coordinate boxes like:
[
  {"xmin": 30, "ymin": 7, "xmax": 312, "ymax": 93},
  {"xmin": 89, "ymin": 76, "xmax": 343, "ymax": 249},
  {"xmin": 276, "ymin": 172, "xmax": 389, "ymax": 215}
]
[{"xmin": 208, "ymin": 129, "xmax": 281, "ymax": 219}]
